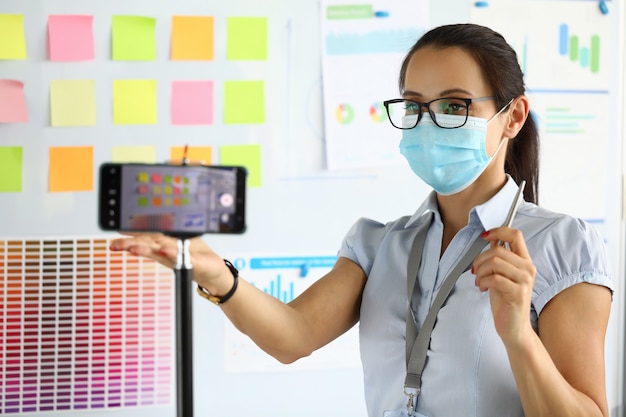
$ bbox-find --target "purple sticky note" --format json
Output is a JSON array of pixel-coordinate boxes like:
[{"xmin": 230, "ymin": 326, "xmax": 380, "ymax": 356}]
[
  {"xmin": 48, "ymin": 15, "xmax": 95, "ymax": 61},
  {"xmin": 170, "ymin": 81, "xmax": 214, "ymax": 125},
  {"xmin": 0, "ymin": 79, "xmax": 28, "ymax": 123}
]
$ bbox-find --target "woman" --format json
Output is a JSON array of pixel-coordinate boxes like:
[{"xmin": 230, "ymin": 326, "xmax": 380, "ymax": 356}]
[{"xmin": 111, "ymin": 24, "xmax": 613, "ymax": 417}]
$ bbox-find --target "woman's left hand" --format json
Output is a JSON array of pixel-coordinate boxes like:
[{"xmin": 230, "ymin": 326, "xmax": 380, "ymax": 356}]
[{"xmin": 472, "ymin": 227, "xmax": 537, "ymax": 347}]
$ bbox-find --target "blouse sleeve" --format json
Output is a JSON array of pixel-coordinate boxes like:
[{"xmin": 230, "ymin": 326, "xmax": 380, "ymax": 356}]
[
  {"xmin": 529, "ymin": 216, "xmax": 613, "ymax": 317},
  {"xmin": 337, "ymin": 217, "xmax": 399, "ymax": 277}
]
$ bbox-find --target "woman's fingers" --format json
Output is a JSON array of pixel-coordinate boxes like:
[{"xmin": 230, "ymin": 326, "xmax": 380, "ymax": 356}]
[
  {"xmin": 109, "ymin": 234, "xmax": 178, "ymax": 265},
  {"xmin": 473, "ymin": 227, "xmax": 536, "ymax": 290},
  {"xmin": 482, "ymin": 227, "xmax": 530, "ymax": 258}
]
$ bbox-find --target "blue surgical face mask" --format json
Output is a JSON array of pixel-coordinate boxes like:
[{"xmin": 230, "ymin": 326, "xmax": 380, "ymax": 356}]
[{"xmin": 399, "ymin": 108, "xmax": 508, "ymax": 196}]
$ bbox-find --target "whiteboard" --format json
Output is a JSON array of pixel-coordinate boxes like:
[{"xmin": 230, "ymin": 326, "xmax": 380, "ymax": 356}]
[{"xmin": 0, "ymin": 0, "xmax": 623, "ymax": 416}]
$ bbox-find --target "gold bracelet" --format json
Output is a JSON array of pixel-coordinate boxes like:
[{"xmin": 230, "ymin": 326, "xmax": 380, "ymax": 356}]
[{"xmin": 196, "ymin": 259, "xmax": 239, "ymax": 305}]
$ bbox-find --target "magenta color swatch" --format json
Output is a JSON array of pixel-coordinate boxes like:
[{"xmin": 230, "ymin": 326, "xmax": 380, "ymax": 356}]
[{"xmin": 0, "ymin": 238, "xmax": 173, "ymax": 414}]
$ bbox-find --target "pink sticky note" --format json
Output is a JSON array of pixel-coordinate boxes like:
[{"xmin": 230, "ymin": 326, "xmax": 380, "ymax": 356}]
[
  {"xmin": 0, "ymin": 80, "xmax": 28, "ymax": 123},
  {"xmin": 48, "ymin": 15, "xmax": 95, "ymax": 61},
  {"xmin": 170, "ymin": 81, "xmax": 214, "ymax": 125}
]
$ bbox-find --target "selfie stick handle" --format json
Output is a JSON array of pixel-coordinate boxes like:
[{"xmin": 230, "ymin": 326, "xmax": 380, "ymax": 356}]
[{"xmin": 174, "ymin": 238, "xmax": 194, "ymax": 417}]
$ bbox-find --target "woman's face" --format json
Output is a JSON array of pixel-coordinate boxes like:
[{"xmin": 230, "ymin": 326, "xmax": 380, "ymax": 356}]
[{"xmin": 403, "ymin": 45, "xmax": 509, "ymax": 162}]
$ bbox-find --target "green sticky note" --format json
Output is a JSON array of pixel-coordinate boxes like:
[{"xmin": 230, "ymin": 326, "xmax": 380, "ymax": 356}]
[
  {"xmin": 219, "ymin": 144, "xmax": 261, "ymax": 187},
  {"xmin": 113, "ymin": 80, "xmax": 157, "ymax": 125},
  {"xmin": 227, "ymin": 17, "xmax": 268, "ymax": 60},
  {"xmin": 223, "ymin": 81, "xmax": 264, "ymax": 124},
  {"xmin": 112, "ymin": 15, "xmax": 156, "ymax": 61},
  {"xmin": 0, "ymin": 146, "xmax": 22, "ymax": 192},
  {"xmin": 0, "ymin": 14, "xmax": 27, "ymax": 59},
  {"xmin": 50, "ymin": 80, "xmax": 97, "ymax": 126},
  {"xmin": 112, "ymin": 146, "xmax": 156, "ymax": 163}
]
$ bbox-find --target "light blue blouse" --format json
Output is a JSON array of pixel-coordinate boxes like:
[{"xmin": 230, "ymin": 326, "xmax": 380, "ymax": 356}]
[{"xmin": 338, "ymin": 177, "xmax": 613, "ymax": 417}]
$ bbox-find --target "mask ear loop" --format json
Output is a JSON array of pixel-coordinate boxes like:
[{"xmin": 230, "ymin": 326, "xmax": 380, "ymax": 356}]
[
  {"xmin": 486, "ymin": 98, "xmax": 515, "ymax": 124},
  {"xmin": 486, "ymin": 98, "xmax": 515, "ymax": 159}
]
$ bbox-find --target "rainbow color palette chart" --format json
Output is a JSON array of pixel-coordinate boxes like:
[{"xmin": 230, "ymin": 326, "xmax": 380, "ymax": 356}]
[{"xmin": 0, "ymin": 238, "xmax": 174, "ymax": 414}]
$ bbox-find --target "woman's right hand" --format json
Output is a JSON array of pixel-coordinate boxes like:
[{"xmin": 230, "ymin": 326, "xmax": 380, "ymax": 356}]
[{"xmin": 109, "ymin": 233, "xmax": 234, "ymax": 295}]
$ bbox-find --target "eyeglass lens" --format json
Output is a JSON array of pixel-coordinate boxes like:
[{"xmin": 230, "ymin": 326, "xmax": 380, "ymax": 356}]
[{"xmin": 386, "ymin": 98, "xmax": 470, "ymax": 129}]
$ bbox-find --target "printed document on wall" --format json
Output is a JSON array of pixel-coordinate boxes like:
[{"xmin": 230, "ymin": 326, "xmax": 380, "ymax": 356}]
[
  {"xmin": 471, "ymin": 0, "xmax": 613, "ymax": 222},
  {"xmin": 321, "ymin": 0, "xmax": 429, "ymax": 171},
  {"xmin": 222, "ymin": 253, "xmax": 361, "ymax": 373}
]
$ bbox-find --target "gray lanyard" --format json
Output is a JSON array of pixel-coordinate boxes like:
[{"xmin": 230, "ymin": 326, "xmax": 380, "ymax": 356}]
[{"xmin": 404, "ymin": 213, "xmax": 487, "ymax": 414}]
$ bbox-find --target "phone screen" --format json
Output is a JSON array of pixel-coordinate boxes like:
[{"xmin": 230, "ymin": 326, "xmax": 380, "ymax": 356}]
[{"xmin": 99, "ymin": 163, "xmax": 246, "ymax": 235}]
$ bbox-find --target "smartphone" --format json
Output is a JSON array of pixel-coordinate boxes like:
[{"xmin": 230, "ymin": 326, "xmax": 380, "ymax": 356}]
[{"xmin": 98, "ymin": 163, "xmax": 246, "ymax": 235}]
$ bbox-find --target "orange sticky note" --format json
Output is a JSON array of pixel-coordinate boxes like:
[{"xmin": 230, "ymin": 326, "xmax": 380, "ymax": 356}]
[
  {"xmin": 171, "ymin": 16, "xmax": 214, "ymax": 60},
  {"xmin": 49, "ymin": 146, "xmax": 93, "ymax": 192},
  {"xmin": 169, "ymin": 146, "xmax": 213, "ymax": 165},
  {"xmin": 0, "ymin": 80, "xmax": 28, "ymax": 123}
]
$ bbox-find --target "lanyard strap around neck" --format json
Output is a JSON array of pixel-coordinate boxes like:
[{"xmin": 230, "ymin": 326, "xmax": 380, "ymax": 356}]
[{"xmin": 405, "ymin": 213, "xmax": 487, "ymax": 395}]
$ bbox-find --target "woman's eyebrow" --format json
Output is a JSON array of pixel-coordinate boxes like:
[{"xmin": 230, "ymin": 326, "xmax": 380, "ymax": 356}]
[
  {"xmin": 402, "ymin": 88, "xmax": 475, "ymax": 98},
  {"xmin": 438, "ymin": 88, "xmax": 474, "ymax": 97}
]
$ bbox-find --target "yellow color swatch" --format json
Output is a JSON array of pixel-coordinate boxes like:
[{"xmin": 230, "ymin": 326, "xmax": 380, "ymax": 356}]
[
  {"xmin": 219, "ymin": 144, "xmax": 261, "ymax": 187},
  {"xmin": 112, "ymin": 146, "xmax": 156, "ymax": 163},
  {"xmin": 227, "ymin": 17, "xmax": 268, "ymax": 60},
  {"xmin": 50, "ymin": 80, "xmax": 96, "ymax": 126},
  {"xmin": 171, "ymin": 16, "xmax": 214, "ymax": 60},
  {"xmin": 223, "ymin": 81, "xmax": 265, "ymax": 124},
  {"xmin": 113, "ymin": 80, "xmax": 157, "ymax": 125},
  {"xmin": 169, "ymin": 146, "xmax": 213, "ymax": 165},
  {"xmin": 0, "ymin": 14, "xmax": 27, "ymax": 59},
  {"xmin": 49, "ymin": 146, "xmax": 93, "ymax": 192}
]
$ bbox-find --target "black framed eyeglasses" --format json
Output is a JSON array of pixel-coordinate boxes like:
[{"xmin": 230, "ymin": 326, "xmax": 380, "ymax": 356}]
[{"xmin": 383, "ymin": 96, "xmax": 495, "ymax": 129}]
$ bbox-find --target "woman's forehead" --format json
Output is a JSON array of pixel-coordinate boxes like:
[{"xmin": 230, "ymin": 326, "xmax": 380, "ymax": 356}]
[{"xmin": 403, "ymin": 46, "xmax": 490, "ymax": 97}]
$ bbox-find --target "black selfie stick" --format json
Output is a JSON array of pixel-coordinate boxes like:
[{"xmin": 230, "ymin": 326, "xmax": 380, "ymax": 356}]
[
  {"xmin": 169, "ymin": 146, "xmax": 198, "ymax": 417},
  {"xmin": 171, "ymin": 235, "xmax": 199, "ymax": 417}
]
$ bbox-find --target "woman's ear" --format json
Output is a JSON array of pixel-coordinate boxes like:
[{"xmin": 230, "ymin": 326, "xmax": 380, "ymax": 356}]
[{"xmin": 503, "ymin": 95, "xmax": 530, "ymax": 139}]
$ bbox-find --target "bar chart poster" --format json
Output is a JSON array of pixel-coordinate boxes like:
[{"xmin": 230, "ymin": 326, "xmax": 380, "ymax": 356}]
[
  {"xmin": 0, "ymin": 238, "xmax": 175, "ymax": 415},
  {"xmin": 222, "ymin": 254, "xmax": 361, "ymax": 373},
  {"xmin": 471, "ymin": 0, "xmax": 612, "ymax": 91},
  {"xmin": 471, "ymin": 0, "xmax": 614, "ymax": 226},
  {"xmin": 320, "ymin": 0, "xmax": 429, "ymax": 171}
]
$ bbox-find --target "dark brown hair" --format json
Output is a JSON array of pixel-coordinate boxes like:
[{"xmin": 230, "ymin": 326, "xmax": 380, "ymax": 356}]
[{"xmin": 399, "ymin": 23, "xmax": 539, "ymax": 204}]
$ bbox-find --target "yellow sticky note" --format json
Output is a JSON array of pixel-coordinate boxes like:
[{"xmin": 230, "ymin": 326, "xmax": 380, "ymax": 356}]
[
  {"xmin": 0, "ymin": 146, "xmax": 23, "ymax": 192},
  {"xmin": 112, "ymin": 15, "xmax": 156, "ymax": 61},
  {"xmin": 112, "ymin": 146, "xmax": 156, "ymax": 163},
  {"xmin": 219, "ymin": 144, "xmax": 261, "ymax": 187},
  {"xmin": 171, "ymin": 16, "xmax": 214, "ymax": 60},
  {"xmin": 50, "ymin": 80, "xmax": 96, "ymax": 126},
  {"xmin": 227, "ymin": 17, "xmax": 268, "ymax": 60},
  {"xmin": 49, "ymin": 146, "xmax": 93, "ymax": 192},
  {"xmin": 223, "ymin": 81, "xmax": 264, "ymax": 124},
  {"xmin": 113, "ymin": 80, "xmax": 157, "ymax": 125},
  {"xmin": 169, "ymin": 146, "xmax": 213, "ymax": 165},
  {"xmin": 0, "ymin": 14, "xmax": 27, "ymax": 59}
]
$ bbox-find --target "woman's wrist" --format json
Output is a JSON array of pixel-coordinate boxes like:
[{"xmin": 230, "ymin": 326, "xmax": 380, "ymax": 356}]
[{"xmin": 196, "ymin": 259, "xmax": 239, "ymax": 305}]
